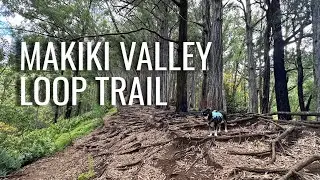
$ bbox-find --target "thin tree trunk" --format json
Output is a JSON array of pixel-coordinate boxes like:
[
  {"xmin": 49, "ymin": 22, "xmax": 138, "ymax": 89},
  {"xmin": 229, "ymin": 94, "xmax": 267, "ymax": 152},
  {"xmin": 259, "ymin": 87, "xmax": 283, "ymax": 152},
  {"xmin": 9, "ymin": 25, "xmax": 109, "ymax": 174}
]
[
  {"xmin": 262, "ymin": 24, "xmax": 271, "ymax": 113},
  {"xmin": 258, "ymin": 23, "xmax": 264, "ymax": 113},
  {"xmin": 296, "ymin": 30, "xmax": 307, "ymax": 120},
  {"xmin": 258, "ymin": 56, "xmax": 263, "ymax": 113},
  {"xmin": 170, "ymin": 72, "xmax": 176, "ymax": 103},
  {"xmin": 232, "ymin": 60, "xmax": 239, "ymax": 108},
  {"xmin": 312, "ymin": 0, "xmax": 320, "ymax": 121},
  {"xmin": 269, "ymin": 85, "xmax": 275, "ymax": 112},
  {"xmin": 207, "ymin": 0, "xmax": 223, "ymax": 110},
  {"xmin": 190, "ymin": 71, "xmax": 195, "ymax": 109},
  {"xmin": 54, "ymin": 71, "xmax": 64, "ymax": 123},
  {"xmin": 65, "ymin": 80, "xmax": 73, "ymax": 119},
  {"xmin": 222, "ymin": 85, "xmax": 227, "ymax": 112},
  {"xmin": 270, "ymin": 0, "xmax": 291, "ymax": 120}
]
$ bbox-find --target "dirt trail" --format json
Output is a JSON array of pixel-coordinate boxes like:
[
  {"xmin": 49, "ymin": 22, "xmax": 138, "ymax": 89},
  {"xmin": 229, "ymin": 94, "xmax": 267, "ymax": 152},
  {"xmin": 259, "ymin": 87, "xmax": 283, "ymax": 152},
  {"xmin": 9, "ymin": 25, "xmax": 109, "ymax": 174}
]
[{"xmin": 6, "ymin": 106, "xmax": 320, "ymax": 180}]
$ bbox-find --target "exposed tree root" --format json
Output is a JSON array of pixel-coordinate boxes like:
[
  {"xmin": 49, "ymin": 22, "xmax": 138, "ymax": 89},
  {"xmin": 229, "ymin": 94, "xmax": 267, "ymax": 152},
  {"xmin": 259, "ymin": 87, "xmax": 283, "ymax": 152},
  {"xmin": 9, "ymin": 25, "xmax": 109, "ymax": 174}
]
[
  {"xmin": 187, "ymin": 131, "xmax": 277, "ymax": 143},
  {"xmin": 228, "ymin": 149, "xmax": 271, "ymax": 157},
  {"xmin": 279, "ymin": 155, "xmax": 320, "ymax": 180},
  {"xmin": 116, "ymin": 159, "xmax": 142, "ymax": 170},
  {"xmin": 228, "ymin": 117, "xmax": 257, "ymax": 124},
  {"xmin": 234, "ymin": 166, "xmax": 288, "ymax": 174},
  {"xmin": 258, "ymin": 118, "xmax": 285, "ymax": 130},
  {"xmin": 269, "ymin": 127, "xmax": 296, "ymax": 164},
  {"xmin": 118, "ymin": 140, "xmax": 172, "ymax": 155}
]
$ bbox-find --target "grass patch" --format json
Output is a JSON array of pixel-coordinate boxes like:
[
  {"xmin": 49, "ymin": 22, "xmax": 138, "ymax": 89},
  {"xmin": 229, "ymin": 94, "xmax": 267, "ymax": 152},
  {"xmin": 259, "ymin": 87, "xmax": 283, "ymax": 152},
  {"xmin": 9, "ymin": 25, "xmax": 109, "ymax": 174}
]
[{"xmin": 77, "ymin": 155, "xmax": 95, "ymax": 180}]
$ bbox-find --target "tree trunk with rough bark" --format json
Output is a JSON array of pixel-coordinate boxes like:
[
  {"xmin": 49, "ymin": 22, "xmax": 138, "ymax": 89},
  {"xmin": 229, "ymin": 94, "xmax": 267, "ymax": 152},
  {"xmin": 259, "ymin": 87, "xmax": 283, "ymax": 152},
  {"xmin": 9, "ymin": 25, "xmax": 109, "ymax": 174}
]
[
  {"xmin": 175, "ymin": 0, "xmax": 188, "ymax": 112},
  {"xmin": 200, "ymin": 0, "xmax": 210, "ymax": 110},
  {"xmin": 312, "ymin": 0, "xmax": 320, "ymax": 121},
  {"xmin": 207, "ymin": 0, "xmax": 223, "ymax": 111},
  {"xmin": 245, "ymin": 0, "xmax": 258, "ymax": 113},
  {"xmin": 262, "ymin": 0, "xmax": 271, "ymax": 114},
  {"xmin": 296, "ymin": 30, "xmax": 308, "ymax": 120},
  {"xmin": 262, "ymin": 25, "xmax": 271, "ymax": 113},
  {"xmin": 159, "ymin": 0, "xmax": 169, "ymax": 108},
  {"xmin": 270, "ymin": 0, "xmax": 291, "ymax": 120}
]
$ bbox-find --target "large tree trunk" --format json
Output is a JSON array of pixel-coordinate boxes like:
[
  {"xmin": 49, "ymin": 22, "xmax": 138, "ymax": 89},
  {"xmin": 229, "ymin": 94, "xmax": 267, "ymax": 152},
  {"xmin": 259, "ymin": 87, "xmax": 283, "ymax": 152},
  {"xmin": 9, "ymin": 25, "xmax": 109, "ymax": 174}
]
[
  {"xmin": 175, "ymin": 0, "xmax": 188, "ymax": 112},
  {"xmin": 262, "ymin": 0, "xmax": 271, "ymax": 114},
  {"xmin": 312, "ymin": 0, "xmax": 320, "ymax": 121},
  {"xmin": 246, "ymin": 0, "xmax": 258, "ymax": 113},
  {"xmin": 270, "ymin": 0, "xmax": 291, "ymax": 120},
  {"xmin": 200, "ymin": 0, "xmax": 210, "ymax": 109},
  {"xmin": 159, "ymin": 1, "xmax": 169, "ymax": 109},
  {"xmin": 207, "ymin": 0, "xmax": 223, "ymax": 110}
]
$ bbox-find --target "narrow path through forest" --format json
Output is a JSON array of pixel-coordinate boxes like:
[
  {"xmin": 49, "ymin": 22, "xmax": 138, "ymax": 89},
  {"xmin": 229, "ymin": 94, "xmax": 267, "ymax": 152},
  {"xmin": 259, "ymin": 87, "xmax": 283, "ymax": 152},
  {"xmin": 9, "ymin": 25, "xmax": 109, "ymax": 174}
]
[{"xmin": 6, "ymin": 106, "xmax": 320, "ymax": 180}]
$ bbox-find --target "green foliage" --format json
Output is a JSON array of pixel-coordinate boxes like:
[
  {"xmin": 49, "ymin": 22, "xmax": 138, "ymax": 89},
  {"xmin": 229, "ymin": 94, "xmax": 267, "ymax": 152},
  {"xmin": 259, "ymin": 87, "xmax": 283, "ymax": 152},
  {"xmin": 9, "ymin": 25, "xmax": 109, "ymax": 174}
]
[
  {"xmin": 77, "ymin": 155, "xmax": 95, "ymax": 180},
  {"xmin": 0, "ymin": 148, "xmax": 21, "ymax": 176},
  {"xmin": 54, "ymin": 118, "xmax": 101, "ymax": 151},
  {"xmin": 0, "ymin": 106, "xmax": 116, "ymax": 176},
  {"xmin": 0, "ymin": 105, "xmax": 53, "ymax": 131}
]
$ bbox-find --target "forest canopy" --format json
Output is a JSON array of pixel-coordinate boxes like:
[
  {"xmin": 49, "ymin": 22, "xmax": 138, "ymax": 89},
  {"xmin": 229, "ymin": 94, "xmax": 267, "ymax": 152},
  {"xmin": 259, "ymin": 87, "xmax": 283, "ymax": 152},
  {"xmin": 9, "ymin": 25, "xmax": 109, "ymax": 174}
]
[{"xmin": 0, "ymin": 0, "xmax": 319, "ymax": 118}]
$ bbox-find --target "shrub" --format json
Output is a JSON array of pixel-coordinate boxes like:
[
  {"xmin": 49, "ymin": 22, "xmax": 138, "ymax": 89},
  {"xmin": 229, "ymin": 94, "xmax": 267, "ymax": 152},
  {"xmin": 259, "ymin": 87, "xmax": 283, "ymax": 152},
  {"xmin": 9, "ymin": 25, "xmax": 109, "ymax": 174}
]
[
  {"xmin": 0, "ymin": 106, "xmax": 117, "ymax": 176},
  {"xmin": 0, "ymin": 148, "xmax": 21, "ymax": 176}
]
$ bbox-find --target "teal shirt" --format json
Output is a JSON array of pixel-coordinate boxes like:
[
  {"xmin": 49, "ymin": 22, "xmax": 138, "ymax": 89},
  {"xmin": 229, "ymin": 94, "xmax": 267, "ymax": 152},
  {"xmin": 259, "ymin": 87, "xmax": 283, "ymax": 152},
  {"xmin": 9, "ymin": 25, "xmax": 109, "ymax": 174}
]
[{"xmin": 212, "ymin": 111, "xmax": 223, "ymax": 118}]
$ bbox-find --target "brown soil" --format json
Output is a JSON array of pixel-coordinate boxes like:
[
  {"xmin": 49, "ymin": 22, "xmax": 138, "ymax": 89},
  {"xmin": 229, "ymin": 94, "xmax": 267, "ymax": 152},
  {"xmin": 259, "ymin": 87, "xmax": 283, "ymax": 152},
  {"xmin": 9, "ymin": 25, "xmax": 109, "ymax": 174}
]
[{"xmin": 5, "ymin": 106, "xmax": 320, "ymax": 180}]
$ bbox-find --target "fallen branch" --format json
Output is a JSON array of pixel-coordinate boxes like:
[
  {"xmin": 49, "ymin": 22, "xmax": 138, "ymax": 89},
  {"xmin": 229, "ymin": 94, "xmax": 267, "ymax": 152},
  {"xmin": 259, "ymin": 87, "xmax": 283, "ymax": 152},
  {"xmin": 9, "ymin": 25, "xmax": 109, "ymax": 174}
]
[
  {"xmin": 269, "ymin": 127, "xmax": 296, "ymax": 164},
  {"xmin": 185, "ymin": 154, "xmax": 203, "ymax": 172},
  {"xmin": 228, "ymin": 149, "xmax": 271, "ymax": 157},
  {"xmin": 235, "ymin": 166, "xmax": 288, "ymax": 174},
  {"xmin": 279, "ymin": 155, "xmax": 320, "ymax": 180},
  {"xmin": 277, "ymin": 120, "xmax": 320, "ymax": 128},
  {"xmin": 228, "ymin": 116, "xmax": 256, "ymax": 124},
  {"xmin": 258, "ymin": 118, "xmax": 285, "ymax": 130},
  {"xmin": 269, "ymin": 111, "xmax": 320, "ymax": 117}
]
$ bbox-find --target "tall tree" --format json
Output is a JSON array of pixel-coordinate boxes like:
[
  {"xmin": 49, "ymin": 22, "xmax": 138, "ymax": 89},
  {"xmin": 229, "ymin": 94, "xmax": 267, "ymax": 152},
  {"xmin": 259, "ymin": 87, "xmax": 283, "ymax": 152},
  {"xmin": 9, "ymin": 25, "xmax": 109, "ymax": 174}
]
[
  {"xmin": 296, "ymin": 29, "xmax": 312, "ymax": 120},
  {"xmin": 200, "ymin": 0, "xmax": 210, "ymax": 109},
  {"xmin": 159, "ymin": 0, "xmax": 170, "ymax": 109},
  {"xmin": 262, "ymin": 0, "xmax": 272, "ymax": 114},
  {"xmin": 173, "ymin": 0, "xmax": 189, "ymax": 112},
  {"xmin": 245, "ymin": 0, "xmax": 258, "ymax": 113},
  {"xmin": 207, "ymin": 0, "xmax": 223, "ymax": 110},
  {"xmin": 270, "ymin": 0, "xmax": 291, "ymax": 119},
  {"xmin": 312, "ymin": 0, "xmax": 320, "ymax": 121}
]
